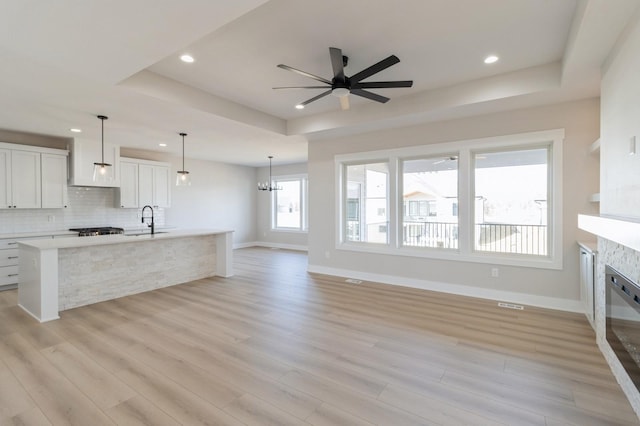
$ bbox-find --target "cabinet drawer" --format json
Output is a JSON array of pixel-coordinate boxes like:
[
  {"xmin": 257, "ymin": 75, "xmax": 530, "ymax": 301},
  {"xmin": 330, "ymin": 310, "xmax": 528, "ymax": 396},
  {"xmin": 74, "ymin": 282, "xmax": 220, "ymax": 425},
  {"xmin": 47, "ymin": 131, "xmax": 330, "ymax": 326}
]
[
  {"xmin": 0, "ymin": 240, "xmax": 18, "ymax": 250},
  {"xmin": 0, "ymin": 265, "xmax": 18, "ymax": 285},
  {"xmin": 0, "ymin": 249, "xmax": 18, "ymax": 267}
]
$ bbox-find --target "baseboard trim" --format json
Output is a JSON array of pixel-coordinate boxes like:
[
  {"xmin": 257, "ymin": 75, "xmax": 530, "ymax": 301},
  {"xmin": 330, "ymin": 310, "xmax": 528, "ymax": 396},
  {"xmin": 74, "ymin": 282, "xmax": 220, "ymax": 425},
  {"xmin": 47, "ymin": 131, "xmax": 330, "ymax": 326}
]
[
  {"xmin": 245, "ymin": 242, "xmax": 308, "ymax": 251},
  {"xmin": 234, "ymin": 241, "xmax": 259, "ymax": 249},
  {"xmin": 307, "ymin": 264, "xmax": 583, "ymax": 313}
]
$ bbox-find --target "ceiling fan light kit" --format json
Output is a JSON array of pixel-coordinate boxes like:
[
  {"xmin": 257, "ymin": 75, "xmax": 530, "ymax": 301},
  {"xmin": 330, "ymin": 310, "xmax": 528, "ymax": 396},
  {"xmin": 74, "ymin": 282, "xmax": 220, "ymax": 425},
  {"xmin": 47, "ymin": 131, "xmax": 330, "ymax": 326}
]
[{"xmin": 274, "ymin": 47, "xmax": 413, "ymax": 110}]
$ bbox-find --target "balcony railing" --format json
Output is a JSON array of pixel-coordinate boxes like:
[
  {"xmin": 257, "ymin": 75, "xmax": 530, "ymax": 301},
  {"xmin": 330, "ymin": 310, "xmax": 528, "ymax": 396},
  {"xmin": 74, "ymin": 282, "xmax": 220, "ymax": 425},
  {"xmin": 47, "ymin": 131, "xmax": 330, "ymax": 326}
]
[
  {"xmin": 403, "ymin": 221, "xmax": 458, "ymax": 249},
  {"xmin": 347, "ymin": 220, "xmax": 548, "ymax": 256},
  {"xmin": 475, "ymin": 223, "xmax": 547, "ymax": 256}
]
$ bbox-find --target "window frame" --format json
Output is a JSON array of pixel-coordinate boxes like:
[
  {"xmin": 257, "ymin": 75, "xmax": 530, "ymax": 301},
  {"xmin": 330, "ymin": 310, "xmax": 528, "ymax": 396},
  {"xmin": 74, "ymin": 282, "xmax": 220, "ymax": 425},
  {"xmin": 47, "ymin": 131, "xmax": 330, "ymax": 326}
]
[
  {"xmin": 271, "ymin": 174, "xmax": 308, "ymax": 233},
  {"xmin": 339, "ymin": 160, "xmax": 391, "ymax": 245},
  {"xmin": 335, "ymin": 129, "xmax": 564, "ymax": 270}
]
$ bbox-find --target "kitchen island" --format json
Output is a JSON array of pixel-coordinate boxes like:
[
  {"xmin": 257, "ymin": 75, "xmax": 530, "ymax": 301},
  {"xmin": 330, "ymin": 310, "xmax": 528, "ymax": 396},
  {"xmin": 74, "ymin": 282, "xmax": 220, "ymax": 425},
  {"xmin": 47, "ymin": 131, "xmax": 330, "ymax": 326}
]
[{"xmin": 17, "ymin": 229, "xmax": 233, "ymax": 322}]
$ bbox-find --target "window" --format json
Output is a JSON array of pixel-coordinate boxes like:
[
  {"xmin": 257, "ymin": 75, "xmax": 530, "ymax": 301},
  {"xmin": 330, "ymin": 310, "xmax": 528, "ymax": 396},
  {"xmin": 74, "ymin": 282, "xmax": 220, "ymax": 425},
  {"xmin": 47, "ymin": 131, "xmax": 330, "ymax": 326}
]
[
  {"xmin": 336, "ymin": 129, "xmax": 563, "ymax": 269},
  {"xmin": 344, "ymin": 162, "xmax": 389, "ymax": 244},
  {"xmin": 402, "ymin": 155, "xmax": 458, "ymax": 249},
  {"xmin": 272, "ymin": 176, "xmax": 308, "ymax": 231},
  {"xmin": 473, "ymin": 148, "xmax": 548, "ymax": 256}
]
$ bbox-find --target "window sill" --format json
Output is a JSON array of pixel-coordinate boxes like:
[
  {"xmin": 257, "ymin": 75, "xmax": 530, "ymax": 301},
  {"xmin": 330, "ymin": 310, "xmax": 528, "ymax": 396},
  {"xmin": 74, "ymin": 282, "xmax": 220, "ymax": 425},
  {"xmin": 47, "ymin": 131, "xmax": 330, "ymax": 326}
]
[
  {"xmin": 336, "ymin": 242, "xmax": 562, "ymax": 270},
  {"xmin": 271, "ymin": 228, "xmax": 308, "ymax": 234}
]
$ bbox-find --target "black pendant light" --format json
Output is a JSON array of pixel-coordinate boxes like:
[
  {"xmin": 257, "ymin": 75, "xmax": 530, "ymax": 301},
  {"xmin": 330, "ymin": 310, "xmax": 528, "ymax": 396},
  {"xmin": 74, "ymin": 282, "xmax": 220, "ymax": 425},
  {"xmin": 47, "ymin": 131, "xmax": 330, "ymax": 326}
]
[
  {"xmin": 176, "ymin": 132, "xmax": 191, "ymax": 186},
  {"xmin": 258, "ymin": 156, "xmax": 282, "ymax": 191},
  {"xmin": 92, "ymin": 115, "xmax": 113, "ymax": 183}
]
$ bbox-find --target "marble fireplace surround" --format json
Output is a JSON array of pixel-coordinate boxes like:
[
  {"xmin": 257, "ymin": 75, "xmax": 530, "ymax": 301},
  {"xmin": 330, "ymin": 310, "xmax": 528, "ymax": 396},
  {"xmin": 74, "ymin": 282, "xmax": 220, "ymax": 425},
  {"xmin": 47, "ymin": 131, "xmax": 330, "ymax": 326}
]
[{"xmin": 578, "ymin": 214, "xmax": 640, "ymax": 417}]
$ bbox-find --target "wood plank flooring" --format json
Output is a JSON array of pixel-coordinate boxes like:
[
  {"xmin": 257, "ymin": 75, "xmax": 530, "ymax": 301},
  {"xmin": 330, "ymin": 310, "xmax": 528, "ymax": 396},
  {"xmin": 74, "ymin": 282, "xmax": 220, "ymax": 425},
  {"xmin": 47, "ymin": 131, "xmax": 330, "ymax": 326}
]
[{"xmin": 0, "ymin": 246, "xmax": 638, "ymax": 425}]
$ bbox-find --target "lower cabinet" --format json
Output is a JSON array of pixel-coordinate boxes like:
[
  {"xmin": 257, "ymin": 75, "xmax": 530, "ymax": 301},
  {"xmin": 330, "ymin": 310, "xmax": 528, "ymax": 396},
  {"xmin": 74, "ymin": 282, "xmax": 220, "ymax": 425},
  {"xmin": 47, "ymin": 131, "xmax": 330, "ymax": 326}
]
[
  {"xmin": 579, "ymin": 243, "xmax": 596, "ymax": 329},
  {"xmin": 0, "ymin": 239, "xmax": 19, "ymax": 287}
]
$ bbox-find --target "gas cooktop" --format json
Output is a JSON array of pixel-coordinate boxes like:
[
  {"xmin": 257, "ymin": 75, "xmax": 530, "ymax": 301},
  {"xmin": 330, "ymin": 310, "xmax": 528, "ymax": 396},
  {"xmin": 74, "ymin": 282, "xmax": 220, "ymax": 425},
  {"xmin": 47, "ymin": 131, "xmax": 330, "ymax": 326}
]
[{"xmin": 69, "ymin": 227, "xmax": 125, "ymax": 237}]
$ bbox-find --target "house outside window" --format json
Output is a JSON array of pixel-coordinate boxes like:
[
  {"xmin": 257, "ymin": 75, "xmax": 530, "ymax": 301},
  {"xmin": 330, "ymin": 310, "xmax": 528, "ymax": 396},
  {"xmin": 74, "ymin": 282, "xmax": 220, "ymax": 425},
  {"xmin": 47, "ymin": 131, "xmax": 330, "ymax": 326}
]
[
  {"xmin": 336, "ymin": 129, "xmax": 563, "ymax": 269},
  {"xmin": 344, "ymin": 162, "xmax": 389, "ymax": 244},
  {"xmin": 473, "ymin": 147, "xmax": 549, "ymax": 256},
  {"xmin": 272, "ymin": 175, "xmax": 308, "ymax": 231},
  {"xmin": 402, "ymin": 155, "xmax": 458, "ymax": 249}
]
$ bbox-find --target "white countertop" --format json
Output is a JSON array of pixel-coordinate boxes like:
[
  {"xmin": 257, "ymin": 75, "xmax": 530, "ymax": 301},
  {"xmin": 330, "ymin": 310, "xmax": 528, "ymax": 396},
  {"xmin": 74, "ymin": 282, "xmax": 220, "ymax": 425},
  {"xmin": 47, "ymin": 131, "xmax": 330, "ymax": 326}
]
[
  {"xmin": 578, "ymin": 214, "xmax": 640, "ymax": 252},
  {"xmin": 0, "ymin": 230, "xmax": 78, "ymax": 240},
  {"xmin": 18, "ymin": 229, "xmax": 233, "ymax": 250}
]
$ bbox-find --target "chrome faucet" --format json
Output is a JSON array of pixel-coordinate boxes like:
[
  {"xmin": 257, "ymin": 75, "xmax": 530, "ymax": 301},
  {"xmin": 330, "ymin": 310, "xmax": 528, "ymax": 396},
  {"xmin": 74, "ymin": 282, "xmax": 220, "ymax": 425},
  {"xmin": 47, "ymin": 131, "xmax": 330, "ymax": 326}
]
[{"xmin": 141, "ymin": 205, "xmax": 154, "ymax": 235}]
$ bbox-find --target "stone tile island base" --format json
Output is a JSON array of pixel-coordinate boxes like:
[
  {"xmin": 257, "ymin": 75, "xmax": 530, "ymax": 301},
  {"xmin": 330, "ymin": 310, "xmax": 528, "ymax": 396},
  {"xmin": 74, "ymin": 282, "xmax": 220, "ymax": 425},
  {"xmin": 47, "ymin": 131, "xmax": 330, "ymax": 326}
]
[{"xmin": 17, "ymin": 229, "xmax": 233, "ymax": 322}]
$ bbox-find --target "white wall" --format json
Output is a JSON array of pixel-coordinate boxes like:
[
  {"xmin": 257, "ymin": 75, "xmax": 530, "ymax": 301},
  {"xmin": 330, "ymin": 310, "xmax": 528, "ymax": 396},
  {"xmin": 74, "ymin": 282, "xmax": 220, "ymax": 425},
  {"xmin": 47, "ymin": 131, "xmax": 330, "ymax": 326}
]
[
  {"xmin": 122, "ymin": 148, "xmax": 258, "ymax": 246},
  {"xmin": 256, "ymin": 162, "xmax": 308, "ymax": 249},
  {"xmin": 601, "ymin": 11, "xmax": 640, "ymax": 218},
  {"xmin": 308, "ymin": 98, "xmax": 600, "ymax": 311},
  {"xmin": 596, "ymin": 11, "xmax": 640, "ymax": 416}
]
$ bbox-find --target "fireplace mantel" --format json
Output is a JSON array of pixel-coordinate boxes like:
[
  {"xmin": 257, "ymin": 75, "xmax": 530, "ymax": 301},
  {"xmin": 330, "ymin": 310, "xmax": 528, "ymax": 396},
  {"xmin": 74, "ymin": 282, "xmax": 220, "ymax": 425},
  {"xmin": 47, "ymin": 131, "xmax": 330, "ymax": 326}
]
[{"xmin": 578, "ymin": 214, "xmax": 640, "ymax": 252}]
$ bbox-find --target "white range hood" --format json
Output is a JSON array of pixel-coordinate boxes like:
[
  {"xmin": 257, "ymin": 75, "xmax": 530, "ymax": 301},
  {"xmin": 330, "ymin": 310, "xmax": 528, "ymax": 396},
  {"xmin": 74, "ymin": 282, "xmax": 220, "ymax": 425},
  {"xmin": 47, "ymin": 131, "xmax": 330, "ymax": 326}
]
[{"xmin": 68, "ymin": 138, "xmax": 120, "ymax": 187}]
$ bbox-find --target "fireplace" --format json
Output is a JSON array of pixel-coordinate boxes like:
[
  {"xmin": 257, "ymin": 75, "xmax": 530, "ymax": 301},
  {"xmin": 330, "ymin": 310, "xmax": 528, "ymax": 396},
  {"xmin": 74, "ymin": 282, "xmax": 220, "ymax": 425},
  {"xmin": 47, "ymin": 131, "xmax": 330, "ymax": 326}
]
[{"xmin": 606, "ymin": 265, "xmax": 640, "ymax": 392}]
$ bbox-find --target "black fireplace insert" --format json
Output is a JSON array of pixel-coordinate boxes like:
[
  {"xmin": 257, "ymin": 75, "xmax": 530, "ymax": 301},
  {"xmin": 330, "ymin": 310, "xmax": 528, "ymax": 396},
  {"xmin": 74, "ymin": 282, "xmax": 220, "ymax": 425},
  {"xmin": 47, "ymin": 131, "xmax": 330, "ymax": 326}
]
[{"xmin": 606, "ymin": 265, "xmax": 640, "ymax": 392}]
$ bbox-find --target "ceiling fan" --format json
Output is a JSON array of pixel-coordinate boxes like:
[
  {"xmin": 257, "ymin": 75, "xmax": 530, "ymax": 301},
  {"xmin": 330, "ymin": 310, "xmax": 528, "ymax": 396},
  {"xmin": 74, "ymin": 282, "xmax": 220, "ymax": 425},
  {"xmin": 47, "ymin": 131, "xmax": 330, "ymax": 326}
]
[{"xmin": 274, "ymin": 47, "xmax": 413, "ymax": 110}]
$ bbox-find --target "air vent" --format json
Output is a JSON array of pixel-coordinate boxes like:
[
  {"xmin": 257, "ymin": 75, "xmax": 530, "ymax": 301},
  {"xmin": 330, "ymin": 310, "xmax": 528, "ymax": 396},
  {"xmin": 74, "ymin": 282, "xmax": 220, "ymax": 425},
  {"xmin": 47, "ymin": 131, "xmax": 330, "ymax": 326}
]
[{"xmin": 498, "ymin": 302, "xmax": 524, "ymax": 310}]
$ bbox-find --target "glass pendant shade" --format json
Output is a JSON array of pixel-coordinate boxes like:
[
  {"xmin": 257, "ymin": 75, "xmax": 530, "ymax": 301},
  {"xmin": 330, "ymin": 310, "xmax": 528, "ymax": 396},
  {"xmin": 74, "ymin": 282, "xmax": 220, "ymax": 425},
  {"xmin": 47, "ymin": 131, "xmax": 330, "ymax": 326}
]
[
  {"xmin": 176, "ymin": 132, "xmax": 190, "ymax": 186},
  {"xmin": 176, "ymin": 170, "xmax": 191, "ymax": 186},
  {"xmin": 92, "ymin": 115, "xmax": 113, "ymax": 183}
]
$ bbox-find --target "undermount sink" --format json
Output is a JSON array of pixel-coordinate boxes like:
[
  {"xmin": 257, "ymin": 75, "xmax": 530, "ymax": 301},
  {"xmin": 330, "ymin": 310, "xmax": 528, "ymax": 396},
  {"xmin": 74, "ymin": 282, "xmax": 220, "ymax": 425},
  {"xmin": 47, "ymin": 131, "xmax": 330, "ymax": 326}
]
[{"xmin": 125, "ymin": 231, "xmax": 168, "ymax": 237}]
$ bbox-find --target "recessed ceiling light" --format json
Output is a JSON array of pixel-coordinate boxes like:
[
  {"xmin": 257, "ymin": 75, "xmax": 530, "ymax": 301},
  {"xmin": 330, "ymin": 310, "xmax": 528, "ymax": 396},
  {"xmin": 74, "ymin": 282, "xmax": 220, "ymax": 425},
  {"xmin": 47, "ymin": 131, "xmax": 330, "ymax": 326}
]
[
  {"xmin": 295, "ymin": 104, "xmax": 304, "ymax": 110},
  {"xmin": 159, "ymin": 143, "xmax": 167, "ymax": 147},
  {"xmin": 484, "ymin": 55, "xmax": 499, "ymax": 64},
  {"xmin": 70, "ymin": 128, "xmax": 82, "ymax": 133},
  {"xmin": 180, "ymin": 54, "xmax": 194, "ymax": 63}
]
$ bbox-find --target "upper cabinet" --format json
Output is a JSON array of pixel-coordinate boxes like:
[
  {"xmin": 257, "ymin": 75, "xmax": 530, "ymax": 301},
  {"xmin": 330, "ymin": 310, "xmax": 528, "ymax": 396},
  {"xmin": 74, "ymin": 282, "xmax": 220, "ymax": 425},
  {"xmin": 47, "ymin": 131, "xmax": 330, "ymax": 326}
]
[
  {"xmin": 68, "ymin": 138, "xmax": 120, "ymax": 187},
  {"xmin": 0, "ymin": 143, "xmax": 68, "ymax": 209},
  {"xmin": 117, "ymin": 157, "xmax": 171, "ymax": 209},
  {"xmin": 41, "ymin": 153, "xmax": 68, "ymax": 208}
]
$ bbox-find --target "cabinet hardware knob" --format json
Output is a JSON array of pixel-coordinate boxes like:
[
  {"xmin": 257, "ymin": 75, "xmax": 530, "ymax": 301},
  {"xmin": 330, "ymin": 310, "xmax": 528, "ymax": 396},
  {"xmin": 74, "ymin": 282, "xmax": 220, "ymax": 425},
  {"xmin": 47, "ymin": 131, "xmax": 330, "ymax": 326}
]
[
  {"xmin": 7, "ymin": 274, "xmax": 18, "ymax": 277},
  {"xmin": 8, "ymin": 242, "xmax": 17, "ymax": 245},
  {"xmin": 7, "ymin": 256, "xmax": 18, "ymax": 259}
]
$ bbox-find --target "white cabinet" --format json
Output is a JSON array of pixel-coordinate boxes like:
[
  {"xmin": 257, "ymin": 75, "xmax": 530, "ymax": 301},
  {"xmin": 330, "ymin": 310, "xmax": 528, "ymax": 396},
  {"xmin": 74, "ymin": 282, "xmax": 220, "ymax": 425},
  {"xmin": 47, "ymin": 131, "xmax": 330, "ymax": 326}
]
[
  {"xmin": 579, "ymin": 243, "xmax": 596, "ymax": 329},
  {"xmin": 11, "ymin": 150, "xmax": 41, "ymax": 209},
  {"xmin": 41, "ymin": 153, "xmax": 68, "ymax": 208},
  {"xmin": 139, "ymin": 164, "xmax": 170, "ymax": 208},
  {"xmin": 0, "ymin": 143, "xmax": 68, "ymax": 210},
  {"xmin": 0, "ymin": 238, "xmax": 19, "ymax": 287},
  {"xmin": 68, "ymin": 138, "xmax": 120, "ymax": 187},
  {"xmin": 118, "ymin": 161, "xmax": 139, "ymax": 208},
  {"xmin": 0, "ymin": 149, "xmax": 41, "ymax": 209},
  {"xmin": 117, "ymin": 158, "xmax": 170, "ymax": 208},
  {"xmin": 0, "ymin": 149, "xmax": 10, "ymax": 209}
]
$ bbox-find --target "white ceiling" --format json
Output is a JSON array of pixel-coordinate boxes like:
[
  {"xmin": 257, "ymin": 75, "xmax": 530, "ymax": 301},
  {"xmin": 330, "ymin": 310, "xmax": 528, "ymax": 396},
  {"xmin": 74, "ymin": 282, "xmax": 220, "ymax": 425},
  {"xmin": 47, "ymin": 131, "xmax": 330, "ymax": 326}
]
[{"xmin": 0, "ymin": 0, "xmax": 636, "ymax": 167}]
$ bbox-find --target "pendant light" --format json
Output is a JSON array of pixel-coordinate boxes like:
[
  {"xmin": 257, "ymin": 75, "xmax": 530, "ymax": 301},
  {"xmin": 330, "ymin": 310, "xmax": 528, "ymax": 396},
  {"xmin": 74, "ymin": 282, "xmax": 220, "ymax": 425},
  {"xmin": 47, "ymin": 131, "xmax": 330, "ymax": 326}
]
[
  {"xmin": 258, "ymin": 156, "xmax": 282, "ymax": 191},
  {"xmin": 176, "ymin": 132, "xmax": 191, "ymax": 186},
  {"xmin": 92, "ymin": 115, "xmax": 113, "ymax": 183}
]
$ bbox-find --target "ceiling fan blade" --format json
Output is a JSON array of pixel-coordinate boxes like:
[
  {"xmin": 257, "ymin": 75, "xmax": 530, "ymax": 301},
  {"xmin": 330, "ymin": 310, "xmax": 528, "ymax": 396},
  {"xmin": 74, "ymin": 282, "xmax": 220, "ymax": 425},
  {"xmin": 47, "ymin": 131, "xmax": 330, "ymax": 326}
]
[
  {"xmin": 350, "ymin": 55, "xmax": 400, "ymax": 83},
  {"xmin": 299, "ymin": 90, "xmax": 332, "ymax": 106},
  {"xmin": 273, "ymin": 86, "xmax": 330, "ymax": 89},
  {"xmin": 277, "ymin": 64, "xmax": 332, "ymax": 85},
  {"xmin": 353, "ymin": 80, "xmax": 413, "ymax": 89},
  {"xmin": 329, "ymin": 47, "xmax": 345, "ymax": 82},
  {"xmin": 350, "ymin": 89, "xmax": 390, "ymax": 103},
  {"xmin": 339, "ymin": 95, "xmax": 350, "ymax": 110}
]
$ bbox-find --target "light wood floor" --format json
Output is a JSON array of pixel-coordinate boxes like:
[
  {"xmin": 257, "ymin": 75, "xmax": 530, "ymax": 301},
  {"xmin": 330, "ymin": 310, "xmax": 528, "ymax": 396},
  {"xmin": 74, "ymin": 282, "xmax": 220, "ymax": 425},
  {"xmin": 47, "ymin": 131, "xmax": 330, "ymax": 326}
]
[{"xmin": 0, "ymin": 247, "xmax": 638, "ymax": 425}]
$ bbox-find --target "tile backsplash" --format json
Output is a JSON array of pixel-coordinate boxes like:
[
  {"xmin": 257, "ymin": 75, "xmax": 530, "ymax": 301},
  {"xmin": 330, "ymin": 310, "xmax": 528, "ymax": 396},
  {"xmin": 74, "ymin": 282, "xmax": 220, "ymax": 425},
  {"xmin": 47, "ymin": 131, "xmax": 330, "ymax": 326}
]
[{"xmin": 0, "ymin": 187, "xmax": 165, "ymax": 234}]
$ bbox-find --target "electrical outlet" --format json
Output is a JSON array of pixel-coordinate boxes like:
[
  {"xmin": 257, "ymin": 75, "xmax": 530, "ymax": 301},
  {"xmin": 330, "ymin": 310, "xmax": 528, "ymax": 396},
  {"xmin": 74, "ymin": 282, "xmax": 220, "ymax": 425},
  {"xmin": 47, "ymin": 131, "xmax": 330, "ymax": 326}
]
[
  {"xmin": 325, "ymin": 250, "xmax": 330, "ymax": 259},
  {"xmin": 47, "ymin": 215, "xmax": 55, "ymax": 222},
  {"xmin": 491, "ymin": 267, "xmax": 499, "ymax": 278}
]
